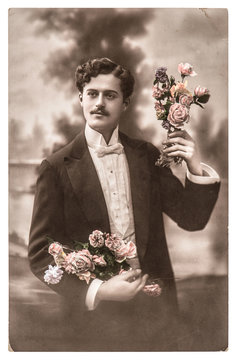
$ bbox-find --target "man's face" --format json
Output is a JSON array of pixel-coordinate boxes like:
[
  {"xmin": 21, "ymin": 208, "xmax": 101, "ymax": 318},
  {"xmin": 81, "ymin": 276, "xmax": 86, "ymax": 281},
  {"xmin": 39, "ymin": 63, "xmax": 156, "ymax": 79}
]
[{"xmin": 79, "ymin": 73, "xmax": 129, "ymax": 139}]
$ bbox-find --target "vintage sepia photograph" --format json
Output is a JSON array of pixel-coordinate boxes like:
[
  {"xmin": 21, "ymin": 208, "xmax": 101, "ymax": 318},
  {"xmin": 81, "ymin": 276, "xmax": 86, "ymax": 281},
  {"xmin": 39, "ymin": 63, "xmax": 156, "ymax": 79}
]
[{"xmin": 9, "ymin": 7, "xmax": 227, "ymax": 352}]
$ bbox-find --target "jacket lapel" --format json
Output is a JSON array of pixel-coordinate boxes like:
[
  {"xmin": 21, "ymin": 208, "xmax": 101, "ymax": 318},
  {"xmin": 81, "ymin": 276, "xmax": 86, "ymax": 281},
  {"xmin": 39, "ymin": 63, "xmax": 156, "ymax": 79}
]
[
  {"xmin": 120, "ymin": 132, "xmax": 151, "ymax": 261},
  {"xmin": 64, "ymin": 132, "xmax": 110, "ymax": 233}
]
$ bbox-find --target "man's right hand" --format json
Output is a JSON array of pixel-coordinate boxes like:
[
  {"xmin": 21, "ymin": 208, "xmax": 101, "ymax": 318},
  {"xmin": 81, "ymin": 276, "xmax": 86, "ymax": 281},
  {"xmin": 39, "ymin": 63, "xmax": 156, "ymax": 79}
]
[{"xmin": 95, "ymin": 269, "xmax": 148, "ymax": 303}]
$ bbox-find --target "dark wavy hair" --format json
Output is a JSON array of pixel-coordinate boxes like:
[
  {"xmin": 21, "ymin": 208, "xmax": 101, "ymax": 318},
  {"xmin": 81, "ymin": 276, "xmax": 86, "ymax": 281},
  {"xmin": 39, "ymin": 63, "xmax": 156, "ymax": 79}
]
[{"xmin": 75, "ymin": 58, "xmax": 135, "ymax": 101}]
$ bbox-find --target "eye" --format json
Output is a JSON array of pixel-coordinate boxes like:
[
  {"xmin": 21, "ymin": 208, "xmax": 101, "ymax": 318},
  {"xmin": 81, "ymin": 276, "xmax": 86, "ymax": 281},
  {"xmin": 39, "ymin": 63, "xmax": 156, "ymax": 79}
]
[
  {"xmin": 87, "ymin": 91, "xmax": 97, "ymax": 98},
  {"xmin": 106, "ymin": 93, "xmax": 116, "ymax": 100}
]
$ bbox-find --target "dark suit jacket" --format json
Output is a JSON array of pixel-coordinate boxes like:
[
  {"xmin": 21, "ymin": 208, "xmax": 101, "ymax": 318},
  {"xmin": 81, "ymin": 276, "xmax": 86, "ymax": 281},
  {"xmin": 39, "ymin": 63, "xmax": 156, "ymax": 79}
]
[{"xmin": 28, "ymin": 130, "xmax": 220, "ymax": 317}]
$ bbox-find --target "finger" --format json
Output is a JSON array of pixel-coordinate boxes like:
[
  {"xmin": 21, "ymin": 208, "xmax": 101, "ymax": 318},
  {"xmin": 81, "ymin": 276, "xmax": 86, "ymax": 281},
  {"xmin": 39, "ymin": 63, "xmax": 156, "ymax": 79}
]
[
  {"xmin": 163, "ymin": 144, "xmax": 190, "ymax": 154},
  {"xmin": 136, "ymin": 274, "xmax": 149, "ymax": 293},
  {"xmin": 165, "ymin": 150, "xmax": 188, "ymax": 159},
  {"xmin": 163, "ymin": 137, "xmax": 191, "ymax": 146},
  {"xmin": 121, "ymin": 268, "xmax": 141, "ymax": 281},
  {"xmin": 168, "ymin": 130, "xmax": 189, "ymax": 139},
  {"xmin": 129, "ymin": 273, "xmax": 147, "ymax": 290}
]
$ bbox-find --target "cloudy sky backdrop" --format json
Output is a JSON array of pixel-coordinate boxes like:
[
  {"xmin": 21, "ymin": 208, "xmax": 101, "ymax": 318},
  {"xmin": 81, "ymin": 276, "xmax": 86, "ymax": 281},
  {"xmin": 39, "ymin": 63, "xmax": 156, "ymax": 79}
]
[{"xmin": 9, "ymin": 8, "xmax": 227, "ymax": 175}]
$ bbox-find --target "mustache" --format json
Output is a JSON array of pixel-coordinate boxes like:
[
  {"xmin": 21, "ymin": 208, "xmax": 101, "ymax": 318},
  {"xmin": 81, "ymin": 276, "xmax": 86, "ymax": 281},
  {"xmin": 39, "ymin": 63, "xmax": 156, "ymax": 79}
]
[{"xmin": 90, "ymin": 108, "xmax": 109, "ymax": 116}]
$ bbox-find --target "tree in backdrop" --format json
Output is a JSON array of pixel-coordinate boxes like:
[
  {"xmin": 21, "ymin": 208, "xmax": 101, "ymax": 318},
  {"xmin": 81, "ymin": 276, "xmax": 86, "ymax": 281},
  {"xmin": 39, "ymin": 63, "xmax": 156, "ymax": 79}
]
[{"xmin": 29, "ymin": 8, "xmax": 154, "ymax": 149}]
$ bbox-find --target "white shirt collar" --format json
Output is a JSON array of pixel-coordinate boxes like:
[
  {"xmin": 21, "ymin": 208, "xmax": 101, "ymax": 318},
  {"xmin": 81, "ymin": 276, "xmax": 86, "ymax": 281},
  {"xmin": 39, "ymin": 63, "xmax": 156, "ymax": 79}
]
[{"xmin": 85, "ymin": 123, "xmax": 119, "ymax": 148}]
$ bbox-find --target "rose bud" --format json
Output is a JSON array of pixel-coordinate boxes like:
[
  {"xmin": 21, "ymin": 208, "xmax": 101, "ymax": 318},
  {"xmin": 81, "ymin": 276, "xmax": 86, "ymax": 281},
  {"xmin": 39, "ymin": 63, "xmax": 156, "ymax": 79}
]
[
  {"xmin": 178, "ymin": 62, "xmax": 197, "ymax": 77},
  {"xmin": 194, "ymin": 85, "xmax": 209, "ymax": 97},
  {"xmin": 194, "ymin": 86, "xmax": 210, "ymax": 103}
]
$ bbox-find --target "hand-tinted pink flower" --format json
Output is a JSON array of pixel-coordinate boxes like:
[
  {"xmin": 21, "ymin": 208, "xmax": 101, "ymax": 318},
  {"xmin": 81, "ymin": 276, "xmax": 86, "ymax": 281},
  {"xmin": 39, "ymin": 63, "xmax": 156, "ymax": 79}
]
[
  {"xmin": 167, "ymin": 103, "xmax": 189, "ymax": 127},
  {"xmin": 44, "ymin": 265, "xmax": 63, "ymax": 284},
  {"xmin": 142, "ymin": 283, "xmax": 162, "ymax": 297},
  {"xmin": 174, "ymin": 82, "xmax": 192, "ymax": 96},
  {"xmin": 194, "ymin": 85, "xmax": 209, "ymax": 97},
  {"xmin": 152, "ymin": 84, "xmax": 163, "ymax": 99},
  {"xmin": 125, "ymin": 241, "xmax": 137, "ymax": 259},
  {"xmin": 170, "ymin": 85, "xmax": 176, "ymax": 97},
  {"xmin": 115, "ymin": 241, "xmax": 137, "ymax": 263},
  {"xmin": 179, "ymin": 94, "xmax": 193, "ymax": 107},
  {"xmin": 92, "ymin": 255, "xmax": 107, "ymax": 267},
  {"xmin": 48, "ymin": 242, "xmax": 64, "ymax": 256},
  {"xmin": 105, "ymin": 234, "xmax": 124, "ymax": 252},
  {"xmin": 89, "ymin": 230, "xmax": 105, "ymax": 248},
  {"xmin": 115, "ymin": 243, "xmax": 129, "ymax": 263},
  {"xmin": 78, "ymin": 271, "xmax": 96, "ymax": 284},
  {"xmin": 178, "ymin": 62, "xmax": 197, "ymax": 77},
  {"xmin": 64, "ymin": 249, "xmax": 94, "ymax": 275}
]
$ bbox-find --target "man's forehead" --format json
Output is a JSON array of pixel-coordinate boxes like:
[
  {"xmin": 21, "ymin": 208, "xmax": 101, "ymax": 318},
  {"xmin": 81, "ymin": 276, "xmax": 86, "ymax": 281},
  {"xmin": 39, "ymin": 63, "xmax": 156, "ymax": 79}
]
[{"xmin": 83, "ymin": 73, "xmax": 122, "ymax": 92}]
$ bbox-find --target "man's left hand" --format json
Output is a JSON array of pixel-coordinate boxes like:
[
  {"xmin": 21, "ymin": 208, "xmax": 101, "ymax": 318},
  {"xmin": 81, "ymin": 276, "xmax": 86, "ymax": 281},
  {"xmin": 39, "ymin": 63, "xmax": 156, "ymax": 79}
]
[{"xmin": 162, "ymin": 130, "xmax": 203, "ymax": 176}]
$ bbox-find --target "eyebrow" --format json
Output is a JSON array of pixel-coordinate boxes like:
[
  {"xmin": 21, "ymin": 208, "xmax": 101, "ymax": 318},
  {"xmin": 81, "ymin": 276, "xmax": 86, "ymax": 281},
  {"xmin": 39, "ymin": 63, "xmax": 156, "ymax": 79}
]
[{"xmin": 86, "ymin": 89, "xmax": 119, "ymax": 94}]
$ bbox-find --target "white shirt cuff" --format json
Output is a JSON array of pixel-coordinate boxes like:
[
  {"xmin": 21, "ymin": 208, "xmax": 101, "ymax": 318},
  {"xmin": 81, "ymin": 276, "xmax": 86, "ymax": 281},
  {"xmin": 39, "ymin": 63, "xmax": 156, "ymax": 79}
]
[
  {"xmin": 187, "ymin": 162, "xmax": 220, "ymax": 185},
  {"xmin": 85, "ymin": 278, "xmax": 104, "ymax": 311}
]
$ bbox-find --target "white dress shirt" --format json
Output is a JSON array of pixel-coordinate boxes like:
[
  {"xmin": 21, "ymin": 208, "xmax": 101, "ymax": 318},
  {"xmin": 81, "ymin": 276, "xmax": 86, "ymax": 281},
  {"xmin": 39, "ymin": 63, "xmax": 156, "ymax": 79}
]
[{"xmin": 84, "ymin": 123, "xmax": 220, "ymax": 310}]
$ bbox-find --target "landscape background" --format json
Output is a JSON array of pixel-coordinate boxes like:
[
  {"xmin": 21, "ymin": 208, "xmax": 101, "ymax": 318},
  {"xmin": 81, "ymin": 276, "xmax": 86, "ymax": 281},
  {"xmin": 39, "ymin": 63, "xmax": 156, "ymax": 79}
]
[{"xmin": 9, "ymin": 8, "xmax": 227, "ymax": 351}]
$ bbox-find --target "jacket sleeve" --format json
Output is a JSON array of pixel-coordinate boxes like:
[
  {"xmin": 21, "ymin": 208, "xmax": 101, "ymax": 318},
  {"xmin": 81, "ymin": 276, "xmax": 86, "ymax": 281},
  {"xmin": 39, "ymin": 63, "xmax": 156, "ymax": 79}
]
[
  {"xmin": 148, "ymin": 143, "xmax": 221, "ymax": 231},
  {"xmin": 28, "ymin": 160, "xmax": 88, "ymax": 308}
]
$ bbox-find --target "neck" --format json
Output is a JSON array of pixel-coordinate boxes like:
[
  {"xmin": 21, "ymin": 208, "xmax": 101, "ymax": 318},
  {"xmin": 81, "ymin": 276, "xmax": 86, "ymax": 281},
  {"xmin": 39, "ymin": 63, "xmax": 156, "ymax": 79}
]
[
  {"xmin": 102, "ymin": 132, "xmax": 113, "ymax": 144},
  {"xmin": 98, "ymin": 127, "xmax": 117, "ymax": 144}
]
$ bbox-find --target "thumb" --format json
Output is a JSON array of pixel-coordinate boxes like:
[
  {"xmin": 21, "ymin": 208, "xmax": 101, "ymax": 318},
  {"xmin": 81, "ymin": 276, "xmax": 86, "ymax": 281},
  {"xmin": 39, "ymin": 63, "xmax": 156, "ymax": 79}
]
[{"xmin": 121, "ymin": 269, "xmax": 142, "ymax": 281}]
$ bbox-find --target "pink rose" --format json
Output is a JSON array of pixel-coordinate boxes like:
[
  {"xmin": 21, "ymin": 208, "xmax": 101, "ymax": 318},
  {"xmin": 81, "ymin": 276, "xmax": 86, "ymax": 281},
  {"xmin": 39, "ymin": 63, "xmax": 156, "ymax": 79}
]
[
  {"xmin": 78, "ymin": 271, "xmax": 96, "ymax": 284},
  {"xmin": 115, "ymin": 241, "xmax": 137, "ymax": 263},
  {"xmin": 142, "ymin": 283, "xmax": 162, "ymax": 297},
  {"xmin": 92, "ymin": 255, "xmax": 107, "ymax": 267},
  {"xmin": 125, "ymin": 241, "xmax": 137, "ymax": 259},
  {"xmin": 152, "ymin": 84, "xmax": 163, "ymax": 99},
  {"xmin": 115, "ymin": 243, "xmax": 129, "ymax": 263},
  {"xmin": 178, "ymin": 62, "xmax": 197, "ymax": 77},
  {"xmin": 48, "ymin": 242, "xmax": 64, "ymax": 256},
  {"xmin": 194, "ymin": 85, "xmax": 209, "ymax": 97},
  {"xmin": 167, "ymin": 103, "xmax": 189, "ymax": 127},
  {"xmin": 64, "ymin": 249, "xmax": 95, "ymax": 275},
  {"xmin": 179, "ymin": 94, "xmax": 193, "ymax": 107},
  {"xmin": 105, "ymin": 234, "xmax": 124, "ymax": 252},
  {"xmin": 89, "ymin": 230, "xmax": 105, "ymax": 248}
]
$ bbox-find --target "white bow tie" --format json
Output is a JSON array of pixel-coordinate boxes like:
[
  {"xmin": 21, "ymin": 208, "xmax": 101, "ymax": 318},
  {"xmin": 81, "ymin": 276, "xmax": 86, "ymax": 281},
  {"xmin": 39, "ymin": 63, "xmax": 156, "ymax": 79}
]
[{"xmin": 94, "ymin": 143, "xmax": 124, "ymax": 157}]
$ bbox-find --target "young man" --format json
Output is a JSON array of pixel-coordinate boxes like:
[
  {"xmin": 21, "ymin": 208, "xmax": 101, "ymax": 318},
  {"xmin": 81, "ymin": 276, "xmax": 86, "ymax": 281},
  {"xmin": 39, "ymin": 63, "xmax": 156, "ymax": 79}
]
[{"xmin": 28, "ymin": 58, "xmax": 220, "ymax": 350}]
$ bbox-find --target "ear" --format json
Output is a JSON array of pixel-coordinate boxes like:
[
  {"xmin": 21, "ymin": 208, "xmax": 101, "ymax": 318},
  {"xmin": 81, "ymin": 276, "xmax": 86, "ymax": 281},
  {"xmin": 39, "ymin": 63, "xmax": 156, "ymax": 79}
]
[
  {"xmin": 79, "ymin": 92, "xmax": 83, "ymax": 104},
  {"xmin": 123, "ymin": 97, "xmax": 130, "ymax": 110}
]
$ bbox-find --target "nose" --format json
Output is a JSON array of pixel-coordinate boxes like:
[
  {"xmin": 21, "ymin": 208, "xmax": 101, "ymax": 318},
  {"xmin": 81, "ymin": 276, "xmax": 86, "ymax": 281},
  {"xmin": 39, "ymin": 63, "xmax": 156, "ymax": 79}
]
[{"xmin": 95, "ymin": 93, "xmax": 105, "ymax": 108}]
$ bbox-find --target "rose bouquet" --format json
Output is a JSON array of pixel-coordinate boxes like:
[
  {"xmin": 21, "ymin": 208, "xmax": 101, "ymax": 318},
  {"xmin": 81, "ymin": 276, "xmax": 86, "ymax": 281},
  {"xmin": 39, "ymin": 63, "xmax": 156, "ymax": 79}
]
[
  {"xmin": 44, "ymin": 230, "xmax": 162, "ymax": 297},
  {"xmin": 152, "ymin": 62, "xmax": 210, "ymax": 167}
]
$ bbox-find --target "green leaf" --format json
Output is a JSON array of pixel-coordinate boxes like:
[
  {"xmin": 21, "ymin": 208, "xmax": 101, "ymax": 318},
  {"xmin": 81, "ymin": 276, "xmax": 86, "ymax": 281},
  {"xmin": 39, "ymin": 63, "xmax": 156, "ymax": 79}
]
[
  {"xmin": 169, "ymin": 75, "xmax": 176, "ymax": 87},
  {"xmin": 153, "ymin": 79, "xmax": 157, "ymax": 85},
  {"xmin": 197, "ymin": 94, "xmax": 210, "ymax": 103},
  {"xmin": 46, "ymin": 236, "xmax": 55, "ymax": 244},
  {"xmin": 163, "ymin": 100, "xmax": 172, "ymax": 113},
  {"xmin": 73, "ymin": 241, "xmax": 89, "ymax": 250}
]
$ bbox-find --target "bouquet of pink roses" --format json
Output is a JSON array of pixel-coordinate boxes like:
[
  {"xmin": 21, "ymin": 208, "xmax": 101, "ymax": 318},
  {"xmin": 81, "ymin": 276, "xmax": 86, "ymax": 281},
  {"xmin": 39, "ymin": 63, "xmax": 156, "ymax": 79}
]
[
  {"xmin": 44, "ymin": 230, "xmax": 162, "ymax": 297},
  {"xmin": 152, "ymin": 62, "xmax": 210, "ymax": 167}
]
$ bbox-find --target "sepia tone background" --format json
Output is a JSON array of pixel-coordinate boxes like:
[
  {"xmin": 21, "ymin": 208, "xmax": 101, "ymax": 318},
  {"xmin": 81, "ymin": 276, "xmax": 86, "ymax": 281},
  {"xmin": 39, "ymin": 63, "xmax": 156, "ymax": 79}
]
[{"xmin": 9, "ymin": 8, "xmax": 227, "ymax": 351}]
